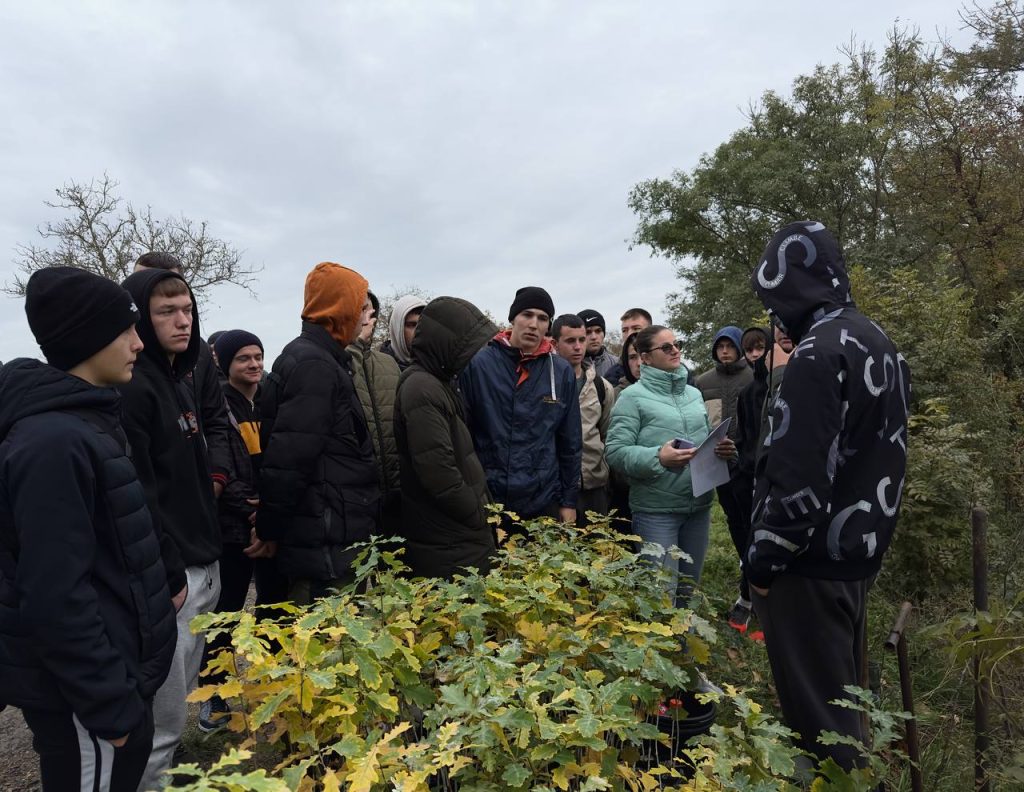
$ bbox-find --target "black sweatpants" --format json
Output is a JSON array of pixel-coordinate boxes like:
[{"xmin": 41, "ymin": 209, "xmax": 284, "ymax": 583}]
[
  {"xmin": 21, "ymin": 702, "xmax": 154, "ymax": 792},
  {"xmin": 717, "ymin": 479, "xmax": 750, "ymax": 601},
  {"xmin": 751, "ymin": 575, "xmax": 870, "ymax": 771},
  {"xmin": 201, "ymin": 542, "xmax": 289, "ymax": 685}
]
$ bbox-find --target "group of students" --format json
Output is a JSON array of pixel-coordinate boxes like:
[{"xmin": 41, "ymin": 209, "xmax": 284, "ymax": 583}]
[{"xmin": 0, "ymin": 219, "xmax": 911, "ymax": 790}]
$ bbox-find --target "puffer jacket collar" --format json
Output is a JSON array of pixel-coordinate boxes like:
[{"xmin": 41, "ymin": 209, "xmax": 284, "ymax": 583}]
[
  {"xmin": 637, "ymin": 363, "xmax": 689, "ymax": 395},
  {"xmin": 301, "ymin": 321, "xmax": 353, "ymax": 370},
  {"xmin": 715, "ymin": 357, "xmax": 749, "ymax": 376}
]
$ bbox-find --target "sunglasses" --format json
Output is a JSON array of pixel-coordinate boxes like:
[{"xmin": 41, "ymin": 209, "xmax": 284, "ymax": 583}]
[{"xmin": 647, "ymin": 340, "xmax": 683, "ymax": 355}]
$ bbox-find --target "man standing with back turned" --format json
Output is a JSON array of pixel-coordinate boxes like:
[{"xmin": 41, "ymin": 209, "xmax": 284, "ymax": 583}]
[
  {"xmin": 256, "ymin": 262, "xmax": 380, "ymax": 603},
  {"xmin": 747, "ymin": 221, "xmax": 910, "ymax": 771}
]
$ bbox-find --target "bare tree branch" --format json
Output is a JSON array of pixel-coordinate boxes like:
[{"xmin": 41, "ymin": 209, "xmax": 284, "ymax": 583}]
[{"xmin": 6, "ymin": 174, "xmax": 260, "ymax": 304}]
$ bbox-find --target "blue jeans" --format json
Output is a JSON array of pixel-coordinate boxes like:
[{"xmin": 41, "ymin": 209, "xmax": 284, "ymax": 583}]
[{"xmin": 633, "ymin": 509, "xmax": 712, "ymax": 604}]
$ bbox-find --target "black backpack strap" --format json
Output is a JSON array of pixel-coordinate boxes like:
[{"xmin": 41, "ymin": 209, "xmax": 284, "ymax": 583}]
[{"xmin": 595, "ymin": 373, "xmax": 606, "ymax": 407}]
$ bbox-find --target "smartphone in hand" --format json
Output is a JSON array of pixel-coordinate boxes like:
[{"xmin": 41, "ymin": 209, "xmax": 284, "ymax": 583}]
[{"xmin": 672, "ymin": 438, "xmax": 695, "ymax": 450}]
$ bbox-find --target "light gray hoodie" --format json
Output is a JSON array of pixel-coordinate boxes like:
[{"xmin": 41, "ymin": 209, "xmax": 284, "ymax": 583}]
[{"xmin": 388, "ymin": 295, "xmax": 428, "ymax": 366}]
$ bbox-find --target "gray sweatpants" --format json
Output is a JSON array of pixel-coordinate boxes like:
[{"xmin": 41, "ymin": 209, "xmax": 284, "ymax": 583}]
[
  {"xmin": 751, "ymin": 574, "xmax": 870, "ymax": 772},
  {"xmin": 138, "ymin": 561, "xmax": 220, "ymax": 791}
]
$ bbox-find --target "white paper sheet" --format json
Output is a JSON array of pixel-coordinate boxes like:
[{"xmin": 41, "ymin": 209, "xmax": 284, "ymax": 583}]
[{"xmin": 689, "ymin": 417, "xmax": 732, "ymax": 497}]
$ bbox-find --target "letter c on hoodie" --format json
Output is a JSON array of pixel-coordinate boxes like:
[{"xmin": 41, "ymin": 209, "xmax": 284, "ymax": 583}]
[{"xmin": 757, "ymin": 233, "xmax": 818, "ymax": 290}]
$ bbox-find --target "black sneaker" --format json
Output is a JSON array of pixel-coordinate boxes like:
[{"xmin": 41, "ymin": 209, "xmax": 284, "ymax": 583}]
[
  {"xmin": 727, "ymin": 598, "xmax": 752, "ymax": 634},
  {"xmin": 198, "ymin": 695, "xmax": 231, "ymax": 733}
]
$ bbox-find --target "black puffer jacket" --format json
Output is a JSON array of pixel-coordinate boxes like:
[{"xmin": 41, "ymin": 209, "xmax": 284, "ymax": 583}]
[
  {"xmin": 733, "ymin": 350, "xmax": 788, "ymax": 522},
  {"xmin": 394, "ymin": 298, "xmax": 497, "ymax": 579},
  {"xmin": 219, "ymin": 384, "xmax": 261, "ymax": 545},
  {"xmin": 734, "ymin": 353, "xmax": 770, "ymax": 485},
  {"xmin": 0, "ymin": 360, "xmax": 176, "ymax": 738},
  {"xmin": 257, "ymin": 322, "xmax": 380, "ymax": 581},
  {"xmin": 747, "ymin": 221, "xmax": 911, "ymax": 587}
]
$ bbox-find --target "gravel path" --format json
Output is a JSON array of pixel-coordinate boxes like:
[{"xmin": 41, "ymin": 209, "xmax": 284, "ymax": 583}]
[
  {"xmin": 0, "ymin": 700, "xmax": 215, "ymax": 790},
  {"xmin": 0, "ymin": 706, "xmax": 41, "ymax": 791}
]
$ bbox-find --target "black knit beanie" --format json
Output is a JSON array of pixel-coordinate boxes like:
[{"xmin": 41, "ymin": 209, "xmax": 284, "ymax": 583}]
[
  {"xmin": 508, "ymin": 286, "xmax": 555, "ymax": 322},
  {"xmin": 577, "ymin": 309, "xmax": 605, "ymax": 333},
  {"xmin": 25, "ymin": 267, "xmax": 140, "ymax": 371},
  {"xmin": 214, "ymin": 329, "xmax": 264, "ymax": 376}
]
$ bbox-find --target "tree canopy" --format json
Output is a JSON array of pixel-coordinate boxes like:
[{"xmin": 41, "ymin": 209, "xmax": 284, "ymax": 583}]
[
  {"xmin": 630, "ymin": 0, "xmax": 1024, "ymax": 593},
  {"xmin": 631, "ymin": 1, "xmax": 1024, "ymax": 362}
]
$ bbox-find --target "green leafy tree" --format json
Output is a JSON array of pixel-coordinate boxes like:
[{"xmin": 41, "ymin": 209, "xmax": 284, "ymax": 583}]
[
  {"xmin": 628, "ymin": 52, "xmax": 895, "ymax": 359},
  {"xmin": 630, "ymin": 3, "xmax": 1024, "ymax": 593}
]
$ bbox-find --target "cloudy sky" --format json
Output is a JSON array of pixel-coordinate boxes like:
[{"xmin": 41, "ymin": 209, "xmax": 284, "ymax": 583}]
[{"xmin": 0, "ymin": 1, "xmax": 969, "ymax": 363}]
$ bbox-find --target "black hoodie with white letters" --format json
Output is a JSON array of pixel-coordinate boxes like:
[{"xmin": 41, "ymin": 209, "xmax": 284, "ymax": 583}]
[{"xmin": 746, "ymin": 222, "xmax": 911, "ymax": 588}]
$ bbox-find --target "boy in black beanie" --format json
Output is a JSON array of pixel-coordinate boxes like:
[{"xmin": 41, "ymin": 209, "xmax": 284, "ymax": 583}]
[
  {"xmin": 198, "ymin": 329, "xmax": 287, "ymax": 733},
  {"xmin": 459, "ymin": 286, "xmax": 582, "ymax": 532},
  {"xmin": 0, "ymin": 267, "xmax": 176, "ymax": 792},
  {"xmin": 576, "ymin": 309, "xmax": 619, "ymax": 379}
]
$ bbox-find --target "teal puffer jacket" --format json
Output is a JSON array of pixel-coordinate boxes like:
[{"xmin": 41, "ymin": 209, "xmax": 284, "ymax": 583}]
[{"xmin": 606, "ymin": 364, "xmax": 713, "ymax": 515}]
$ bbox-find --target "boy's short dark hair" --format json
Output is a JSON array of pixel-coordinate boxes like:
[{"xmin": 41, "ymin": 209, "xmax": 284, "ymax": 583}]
[
  {"xmin": 135, "ymin": 252, "xmax": 184, "ymax": 273},
  {"xmin": 151, "ymin": 276, "xmax": 190, "ymax": 300},
  {"xmin": 551, "ymin": 313, "xmax": 585, "ymax": 341},
  {"xmin": 620, "ymin": 308, "xmax": 653, "ymax": 324}
]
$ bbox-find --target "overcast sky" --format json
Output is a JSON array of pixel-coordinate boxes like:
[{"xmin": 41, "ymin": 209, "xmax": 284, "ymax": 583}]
[{"xmin": 0, "ymin": 1, "xmax": 970, "ymax": 364}]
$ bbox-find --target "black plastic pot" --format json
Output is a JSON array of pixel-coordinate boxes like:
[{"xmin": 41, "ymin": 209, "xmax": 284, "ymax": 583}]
[{"xmin": 640, "ymin": 691, "xmax": 718, "ymax": 770}]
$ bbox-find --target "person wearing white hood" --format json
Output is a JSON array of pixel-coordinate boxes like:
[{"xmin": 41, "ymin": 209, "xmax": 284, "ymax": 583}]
[{"xmin": 382, "ymin": 295, "xmax": 428, "ymax": 371}]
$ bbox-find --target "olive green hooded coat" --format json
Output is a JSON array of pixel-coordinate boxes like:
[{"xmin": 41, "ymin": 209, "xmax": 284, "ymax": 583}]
[
  {"xmin": 393, "ymin": 297, "xmax": 497, "ymax": 579},
  {"xmin": 347, "ymin": 337, "xmax": 401, "ymax": 511}
]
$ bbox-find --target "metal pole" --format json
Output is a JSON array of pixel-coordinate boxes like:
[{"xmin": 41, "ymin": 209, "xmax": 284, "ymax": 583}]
[
  {"xmin": 972, "ymin": 507, "xmax": 989, "ymax": 792},
  {"xmin": 885, "ymin": 601, "xmax": 922, "ymax": 792}
]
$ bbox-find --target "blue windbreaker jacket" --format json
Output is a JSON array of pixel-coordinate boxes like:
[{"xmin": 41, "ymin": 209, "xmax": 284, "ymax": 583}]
[{"xmin": 459, "ymin": 334, "xmax": 582, "ymax": 516}]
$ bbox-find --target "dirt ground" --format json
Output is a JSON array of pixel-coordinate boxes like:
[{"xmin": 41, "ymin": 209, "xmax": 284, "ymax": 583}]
[
  {"xmin": 0, "ymin": 706, "xmax": 40, "ymax": 791},
  {"xmin": 0, "ymin": 702, "xmax": 225, "ymax": 791},
  {"xmin": 0, "ymin": 586, "xmax": 257, "ymax": 790}
]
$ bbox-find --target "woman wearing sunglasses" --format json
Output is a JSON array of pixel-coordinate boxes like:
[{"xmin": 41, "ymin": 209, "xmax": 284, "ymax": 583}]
[{"xmin": 606, "ymin": 325, "xmax": 736, "ymax": 603}]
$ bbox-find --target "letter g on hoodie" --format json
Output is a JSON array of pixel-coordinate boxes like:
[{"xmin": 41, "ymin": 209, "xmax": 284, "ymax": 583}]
[{"xmin": 301, "ymin": 262, "xmax": 369, "ymax": 347}]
